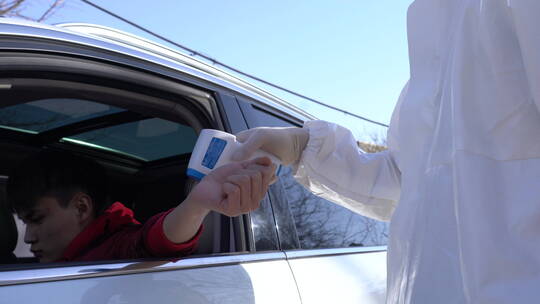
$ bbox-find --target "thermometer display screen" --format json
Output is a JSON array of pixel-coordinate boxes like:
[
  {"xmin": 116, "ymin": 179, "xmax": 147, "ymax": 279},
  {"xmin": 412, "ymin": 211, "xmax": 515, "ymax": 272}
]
[{"xmin": 202, "ymin": 137, "xmax": 227, "ymax": 169}]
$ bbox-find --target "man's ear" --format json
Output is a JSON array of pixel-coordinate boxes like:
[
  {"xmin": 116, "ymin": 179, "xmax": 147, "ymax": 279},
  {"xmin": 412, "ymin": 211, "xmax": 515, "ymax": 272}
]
[{"xmin": 71, "ymin": 192, "xmax": 95, "ymax": 224}]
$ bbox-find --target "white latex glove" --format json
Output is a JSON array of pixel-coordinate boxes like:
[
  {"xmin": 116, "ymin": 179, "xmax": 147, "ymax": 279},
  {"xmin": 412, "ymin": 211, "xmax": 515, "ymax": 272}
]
[{"xmin": 232, "ymin": 127, "xmax": 309, "ymax": 166}]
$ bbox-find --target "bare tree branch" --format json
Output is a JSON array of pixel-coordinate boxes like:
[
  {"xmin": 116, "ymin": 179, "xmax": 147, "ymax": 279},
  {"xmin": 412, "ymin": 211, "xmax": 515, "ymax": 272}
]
[
  {"xmin": 278, "ymin": 165, "xmax": 389, "ymax": 249},
  {"xmin": 0, "ymin": 0, "xmax": 25, "ymax": 15},
  {"xmin": 37, "ymin": 0, "xmax": 64, "ymax": 22},
  {"xmin": 0, "ymin": 0, "xmax": 65, "ymax": 22},
  {"xmin": 11, "ymin": 11, "xmax": 34, "ymax": 20},
  {"xmin": 358, "ymin": 132, "xmax": 388, "ymax": 153},
  {"xmin": 358, "ymin": 141, "xmax": 387, "ymax": 153}
]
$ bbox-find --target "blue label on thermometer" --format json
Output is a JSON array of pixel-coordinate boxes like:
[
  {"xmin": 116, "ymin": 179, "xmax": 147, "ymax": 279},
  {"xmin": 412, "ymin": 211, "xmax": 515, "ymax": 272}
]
[{"xmin": 202, "ymin": 137, "xmax": 227, "ymax": 169}]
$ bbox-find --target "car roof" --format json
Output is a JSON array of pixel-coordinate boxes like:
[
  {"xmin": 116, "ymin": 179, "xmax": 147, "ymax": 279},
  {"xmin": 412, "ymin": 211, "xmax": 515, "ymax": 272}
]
[{"xmin": 0, "ymin": 18, "xmax": 316, "ymax": 121}]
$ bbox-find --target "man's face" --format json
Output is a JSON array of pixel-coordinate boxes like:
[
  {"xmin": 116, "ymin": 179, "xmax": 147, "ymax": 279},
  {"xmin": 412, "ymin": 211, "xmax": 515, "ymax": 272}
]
[{"xmin": 17, "ymin": 196, "xmax": 84, "ymax": 262}]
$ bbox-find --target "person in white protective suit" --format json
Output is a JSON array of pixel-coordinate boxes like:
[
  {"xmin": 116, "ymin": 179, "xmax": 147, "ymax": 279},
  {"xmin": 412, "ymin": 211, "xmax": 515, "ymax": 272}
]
[{"xmin": 232, "ymin": 1, "xmax": 540, "ymax": 303}]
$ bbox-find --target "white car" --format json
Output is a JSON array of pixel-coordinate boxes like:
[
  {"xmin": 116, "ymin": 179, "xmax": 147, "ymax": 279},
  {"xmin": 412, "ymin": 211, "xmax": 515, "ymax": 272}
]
[{"xmin": 0, "ymin": 18, "xmax": 388, "ymax": 304}]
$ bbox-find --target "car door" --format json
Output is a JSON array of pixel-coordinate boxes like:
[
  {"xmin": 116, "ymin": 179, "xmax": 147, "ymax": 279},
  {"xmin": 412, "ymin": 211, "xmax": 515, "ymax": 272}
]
[
  {"xmin": 0, "ymin": 23, "xmax": 302, "ymax": 304},
  {"xmin": 237, "ymin": 97, "xmax": 388, "ymax": 304}
]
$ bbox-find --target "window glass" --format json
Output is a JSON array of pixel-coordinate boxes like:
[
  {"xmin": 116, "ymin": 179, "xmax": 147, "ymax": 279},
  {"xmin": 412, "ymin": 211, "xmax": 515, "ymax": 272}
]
[
  {"xmin": 279, "ymin": 166, "xmax": 389, "ymax": 249},
  {"xmin": 0, "ymin": 99, "xmax": 123, "ymax": 133},
  {"xmin": 65, "ymin": 118, "xmax": 197, "ymax": 161},
  {"xmin": 267, "ymin": 180, "xmax": 300, "ymax": 250},
  {"xmin": 235, "ymin": 104, "xmax": 296, "ymax": 250},
  {"xmin": 0, "ymin": 80, "xmax": 223, "ymax": 268},
  {"xmin": 0, "ymin": 98, "xmax": 197, "ymax": 161},
  {"xmin": 246, "ymin": 105, "xmax": 389, "ymax": 249},
  {"xmin": 12, "ymin": 217, "xmax": 32, "ymax": 258},
  {"xmin": 249, "ymin": 195, "xmax": 279, "ymax": 251}
]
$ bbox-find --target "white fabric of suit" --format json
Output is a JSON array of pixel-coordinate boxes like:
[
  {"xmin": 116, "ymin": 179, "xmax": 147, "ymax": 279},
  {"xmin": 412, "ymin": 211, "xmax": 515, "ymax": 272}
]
[{"xmin": 294, "ymin": 1, "xmax": 540, "ymax": 303}]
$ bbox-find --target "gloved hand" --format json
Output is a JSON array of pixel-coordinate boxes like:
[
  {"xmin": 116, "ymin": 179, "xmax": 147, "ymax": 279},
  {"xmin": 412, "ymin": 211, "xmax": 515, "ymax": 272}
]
[{"xmin": 232, "ymin": 127, "xmax": 309, "ymax": 166}]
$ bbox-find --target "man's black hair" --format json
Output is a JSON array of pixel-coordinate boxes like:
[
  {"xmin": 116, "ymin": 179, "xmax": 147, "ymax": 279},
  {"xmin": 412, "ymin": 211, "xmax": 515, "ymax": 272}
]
[{"xmin": 6, "ymin": 150, "xmax": 110, "ymax": 215}]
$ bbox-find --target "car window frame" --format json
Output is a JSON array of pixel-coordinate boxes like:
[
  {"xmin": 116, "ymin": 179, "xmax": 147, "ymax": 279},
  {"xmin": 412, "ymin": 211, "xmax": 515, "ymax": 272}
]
[
  {"xmin": 235, "ymin": 96, "xmax": 303, "ymax": 251},
  {"xmin": 236, "ymin": 96, "xmax": 390, "ymax": 253},
  {"xmin": 0, "ymin": 49, "xmax": 281, "ymax": 282}
]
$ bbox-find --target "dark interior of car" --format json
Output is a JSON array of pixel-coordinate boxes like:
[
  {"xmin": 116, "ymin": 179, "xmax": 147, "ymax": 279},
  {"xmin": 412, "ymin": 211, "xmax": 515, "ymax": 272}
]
[{"xmin": 0, "ymin": 75, "xmax": 226, "ymax": 266}]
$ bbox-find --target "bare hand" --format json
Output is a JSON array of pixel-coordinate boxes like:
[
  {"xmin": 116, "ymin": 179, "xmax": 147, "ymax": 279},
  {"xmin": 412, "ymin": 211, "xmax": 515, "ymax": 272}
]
[{"xmin": 188, "ymin": 157, "xmax": 276, "ymax": 217}]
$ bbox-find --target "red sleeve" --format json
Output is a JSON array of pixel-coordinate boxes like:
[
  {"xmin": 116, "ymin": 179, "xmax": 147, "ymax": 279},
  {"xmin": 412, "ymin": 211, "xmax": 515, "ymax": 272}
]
[{"xmin": 143, "ymin": 209, "xmax": 203, "ymax": 257}]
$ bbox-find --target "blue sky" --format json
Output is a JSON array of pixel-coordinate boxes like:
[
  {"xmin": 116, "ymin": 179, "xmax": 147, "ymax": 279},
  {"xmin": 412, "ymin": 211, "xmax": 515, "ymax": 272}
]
[{"xmin": 24, "ymin": 0, "xmax": 413, "ymax": 141}]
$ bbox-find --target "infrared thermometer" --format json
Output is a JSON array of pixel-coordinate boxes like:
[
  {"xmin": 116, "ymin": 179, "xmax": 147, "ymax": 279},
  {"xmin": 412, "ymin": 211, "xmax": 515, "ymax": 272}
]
[{"xmin": 187, "ymin": 129, "xmax": 281, "ymax": 180}]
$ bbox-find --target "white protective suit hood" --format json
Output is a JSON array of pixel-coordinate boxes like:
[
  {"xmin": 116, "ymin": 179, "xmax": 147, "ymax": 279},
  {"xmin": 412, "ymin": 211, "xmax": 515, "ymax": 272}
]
[{"xmin": 294, "ymin": 0, "xmax": 540, "ymax": 303}]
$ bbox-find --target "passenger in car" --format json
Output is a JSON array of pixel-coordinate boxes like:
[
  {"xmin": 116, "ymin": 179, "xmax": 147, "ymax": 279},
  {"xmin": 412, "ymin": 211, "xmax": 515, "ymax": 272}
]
[{"xmin": 6, "ymin": 150, "xmax": 275, "ymax": 263}]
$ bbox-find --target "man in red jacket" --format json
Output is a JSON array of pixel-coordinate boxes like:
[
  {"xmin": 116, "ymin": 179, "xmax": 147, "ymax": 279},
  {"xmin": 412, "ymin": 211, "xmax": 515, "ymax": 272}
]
[{"xmin": 6, "ymin": 150, "xmax": 275, "ymax": 263}]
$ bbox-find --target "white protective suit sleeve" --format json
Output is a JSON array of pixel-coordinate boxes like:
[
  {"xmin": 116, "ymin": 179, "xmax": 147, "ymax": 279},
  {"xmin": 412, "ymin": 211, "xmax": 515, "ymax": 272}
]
[{"xmin": 293, "ymin": 120, "xmax": 401, "ymax": 222}]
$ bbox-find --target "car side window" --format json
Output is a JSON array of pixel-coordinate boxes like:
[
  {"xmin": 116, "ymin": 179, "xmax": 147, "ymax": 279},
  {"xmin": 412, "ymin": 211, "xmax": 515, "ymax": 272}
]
[
  {"xmin": 242, "ymin": 102, "xmax": 389, "ymax": 249},
  {"xmin": 278, "ymin": 166, "xmax": 389, "ymax": 249},
  {"xmin": 0, "ymin": 98, "xmax": 203, "ymax": 260},
  {"xmin": 0, "ymin": 80, "xmax": 250, "ymax": 266}
]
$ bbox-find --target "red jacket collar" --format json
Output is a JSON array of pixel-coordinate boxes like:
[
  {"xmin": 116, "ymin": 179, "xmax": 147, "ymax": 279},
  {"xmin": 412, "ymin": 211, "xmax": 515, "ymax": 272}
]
[{"xmin": 60, "ymin": 202, "xmax": 140, "ymax": 261}]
